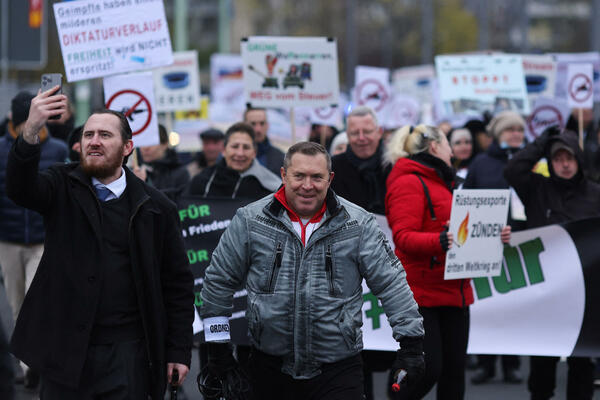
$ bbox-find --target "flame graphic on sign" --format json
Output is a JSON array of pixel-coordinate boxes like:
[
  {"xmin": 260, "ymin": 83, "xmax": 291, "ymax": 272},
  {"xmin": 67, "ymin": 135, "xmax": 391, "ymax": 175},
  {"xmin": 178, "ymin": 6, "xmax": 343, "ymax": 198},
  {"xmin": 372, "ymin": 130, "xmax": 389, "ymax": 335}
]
[{"xmin": 456, "ymin": 212, "xmax": 469, "ymax": 247}]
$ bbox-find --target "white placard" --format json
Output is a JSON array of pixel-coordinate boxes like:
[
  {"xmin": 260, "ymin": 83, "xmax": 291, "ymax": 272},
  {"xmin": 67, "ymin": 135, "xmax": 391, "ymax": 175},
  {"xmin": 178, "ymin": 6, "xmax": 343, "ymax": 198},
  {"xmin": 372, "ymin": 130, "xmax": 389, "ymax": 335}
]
[
  {"xmin": 54, "ymin": 0, "xmax": 173, "ymax": 82},
  {"xmin": 309, "ymin": 106, "xmax": 342, "ymax": 128},
  {"xmin": 210, "ymin": 53, "xmax": 245, "ymax": 112},
  {"xmin": 444, "ymin": 189, "xmax": 510, "ymax": 280},
  {"xmin": 522, "ymin": 54, "xmax": 556, "ymax": 107},
  {"xmin": 382, "ymin": 94, "xmax": 420, "ymax": 130},
  {"xmin": 435, "ymin": 54, "xmax": 530, "ymax": 118},
  {"xmin": 552, "ymin": 52, "xmax": 600, "ymax": 102},
  {"xmin": 152, "ymin": 51, "xmax": 201, "ymax": 112},
  {"xmin": 241, "ymin": 36, "xmax": 340, "ymax": 108},
  {"xmin": 103, "ymin": 71, "xmax": 159, "ymax": 147},
  {"xmin": 353, "ymin": 66, "xmax": 391, "ymax": 122},
  {"xmin": 566, "ymin": 63, "xmax": 594, "ymax": 109},
  {"xmin": 525, "ymin": 97, "xmax": 570, "ymax": 140}
]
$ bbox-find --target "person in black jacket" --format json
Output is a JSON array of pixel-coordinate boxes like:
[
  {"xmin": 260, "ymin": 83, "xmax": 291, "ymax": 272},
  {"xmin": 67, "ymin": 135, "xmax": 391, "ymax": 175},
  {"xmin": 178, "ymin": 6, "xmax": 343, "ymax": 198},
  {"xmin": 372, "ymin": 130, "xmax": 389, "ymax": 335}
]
[
  {"xmin": 135, "ymin": 124, "xmax": 190, "ymax": 192},
  {"xmin": 505, "ymin": 127, "xmax": 599, "ymax": 400},
  {"xmin": 6, "ymin": 87, "xmax": 194, "ymax": 399},
  {"xmin": 187, "ymin": 122, "xmax": 281, "ymax": 199},
  {"xmin": 243, "ymin": 107, "xmax": 285, "ymax": 175},
  {"xmin": 331, "ymin": 106, "xmax": 391, "ymax": 215}
]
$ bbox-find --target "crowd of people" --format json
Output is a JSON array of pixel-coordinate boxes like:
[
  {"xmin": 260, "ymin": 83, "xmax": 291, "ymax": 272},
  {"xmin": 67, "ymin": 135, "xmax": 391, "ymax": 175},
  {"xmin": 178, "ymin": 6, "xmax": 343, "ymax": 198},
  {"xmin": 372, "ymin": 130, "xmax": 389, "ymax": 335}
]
[{"xmin": 0, "ymin": 82, "xmax": 599, "ymax": 400}]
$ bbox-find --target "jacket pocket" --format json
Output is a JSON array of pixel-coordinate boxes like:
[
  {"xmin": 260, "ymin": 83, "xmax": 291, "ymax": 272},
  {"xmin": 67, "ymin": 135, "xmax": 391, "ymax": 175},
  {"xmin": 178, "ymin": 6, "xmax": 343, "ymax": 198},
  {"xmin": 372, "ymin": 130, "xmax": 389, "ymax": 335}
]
[
  {"xmin": 267, "ymin": 241, "xmax": 283, "ymax": 293},
  {"xmin": 247, "ymin": 299, "xmax": 263, "ymax": 347},
  {"xmin": 338, "ymin": 304, "xmax": 358, "ymax": 350},
  {"xmin": 325, "ymin": 244, "xmax": 335, "ymax": 296}
]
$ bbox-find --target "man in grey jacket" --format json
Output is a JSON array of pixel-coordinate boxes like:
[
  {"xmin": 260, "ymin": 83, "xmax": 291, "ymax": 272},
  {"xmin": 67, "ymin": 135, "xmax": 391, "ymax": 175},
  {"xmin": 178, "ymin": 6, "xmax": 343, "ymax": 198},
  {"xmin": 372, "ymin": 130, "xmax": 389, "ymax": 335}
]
[{"xmin": 200, "ymin": 141, "xmax": 424, "ymax": 399}]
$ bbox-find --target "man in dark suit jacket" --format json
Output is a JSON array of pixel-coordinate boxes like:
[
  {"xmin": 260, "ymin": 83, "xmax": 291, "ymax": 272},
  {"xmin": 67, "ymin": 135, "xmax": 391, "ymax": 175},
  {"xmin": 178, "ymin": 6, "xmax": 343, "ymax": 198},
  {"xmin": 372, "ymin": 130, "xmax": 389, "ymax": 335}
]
[{"xmin": 6, "ymin": 87, "xmax": 193, "ymax": 399}]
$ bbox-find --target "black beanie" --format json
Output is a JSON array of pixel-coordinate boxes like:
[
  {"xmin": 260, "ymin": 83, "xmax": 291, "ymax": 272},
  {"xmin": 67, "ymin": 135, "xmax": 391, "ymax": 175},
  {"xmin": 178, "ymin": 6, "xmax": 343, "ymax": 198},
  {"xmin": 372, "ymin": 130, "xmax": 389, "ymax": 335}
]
[{"xmin": 11, "ymin": 91, "xmax": 35, "ymax": 127}]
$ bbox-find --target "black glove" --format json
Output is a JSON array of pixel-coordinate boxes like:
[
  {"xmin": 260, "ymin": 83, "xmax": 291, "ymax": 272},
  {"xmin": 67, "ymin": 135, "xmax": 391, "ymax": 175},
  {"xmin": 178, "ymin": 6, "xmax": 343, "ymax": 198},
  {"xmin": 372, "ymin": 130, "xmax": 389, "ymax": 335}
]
[
  {"xmin": 391, "ymin": 337, "xmax": 425, "ymax": 388},
  {"xmin": 439, "ymin": 227, "xmax": 450, "ymax": 252},
  {"xmin": 206, "ymin": 342, "xmax": 238, "ymax": 378}
]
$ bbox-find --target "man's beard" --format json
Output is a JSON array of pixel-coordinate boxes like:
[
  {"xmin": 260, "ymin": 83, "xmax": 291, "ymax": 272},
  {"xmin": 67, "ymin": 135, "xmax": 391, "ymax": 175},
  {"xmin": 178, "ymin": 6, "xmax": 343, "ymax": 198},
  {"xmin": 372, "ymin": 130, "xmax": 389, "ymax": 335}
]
[{"xmin": 81, "ymin": 147, "xmax": 124, "ymax": 179}]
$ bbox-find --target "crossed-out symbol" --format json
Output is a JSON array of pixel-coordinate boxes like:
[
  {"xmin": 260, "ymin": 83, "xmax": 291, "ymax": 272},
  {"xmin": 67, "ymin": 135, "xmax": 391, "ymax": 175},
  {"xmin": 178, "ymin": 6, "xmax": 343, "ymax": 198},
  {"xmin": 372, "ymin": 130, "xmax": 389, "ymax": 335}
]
[
  {"xmin": 105, "ymin": 89, "xmax": 152, "ymax": 136},
  {"xmin": 568, "ymin": 73, "xmax": 593, "ymax": 104}
]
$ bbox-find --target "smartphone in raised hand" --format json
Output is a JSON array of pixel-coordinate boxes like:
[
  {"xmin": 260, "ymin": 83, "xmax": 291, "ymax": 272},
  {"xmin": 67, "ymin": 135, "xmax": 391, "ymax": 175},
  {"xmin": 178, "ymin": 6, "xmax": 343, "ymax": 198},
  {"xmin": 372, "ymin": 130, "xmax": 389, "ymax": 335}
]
[{"xmin": 41, "ymin": 73, "xmax": 63, "ymax": 120}]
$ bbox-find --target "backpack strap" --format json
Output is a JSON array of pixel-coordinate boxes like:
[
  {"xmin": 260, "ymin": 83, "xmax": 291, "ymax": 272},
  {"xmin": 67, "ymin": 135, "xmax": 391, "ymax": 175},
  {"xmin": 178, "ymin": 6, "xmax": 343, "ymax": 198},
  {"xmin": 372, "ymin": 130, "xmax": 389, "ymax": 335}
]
[{"xmin": 413, "ymin": 173, "xmax": 437, "ymax": 221}]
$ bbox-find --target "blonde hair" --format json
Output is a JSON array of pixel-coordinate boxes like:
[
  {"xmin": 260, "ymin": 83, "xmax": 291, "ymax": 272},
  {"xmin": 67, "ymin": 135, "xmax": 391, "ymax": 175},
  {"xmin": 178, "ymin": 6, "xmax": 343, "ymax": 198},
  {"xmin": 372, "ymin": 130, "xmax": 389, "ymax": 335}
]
[{"xmin": 384, "ymin": 124, "xmax": 445, "ymax": 165}]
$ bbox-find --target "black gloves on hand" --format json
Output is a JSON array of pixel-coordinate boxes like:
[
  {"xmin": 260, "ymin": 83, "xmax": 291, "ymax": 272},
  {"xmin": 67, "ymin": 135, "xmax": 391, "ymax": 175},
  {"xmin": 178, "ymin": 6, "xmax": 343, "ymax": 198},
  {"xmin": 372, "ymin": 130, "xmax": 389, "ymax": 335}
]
[
  {"xmin": 206, "ymin": 342, "xmax": 238, "ymax": 378},
  {"xmin": 439, "ymin": 227, "xmax": 450, "ymax": 252},
  {"xmin": 391, "ymin": 336, "xmax": 426, "ymax": 388}
]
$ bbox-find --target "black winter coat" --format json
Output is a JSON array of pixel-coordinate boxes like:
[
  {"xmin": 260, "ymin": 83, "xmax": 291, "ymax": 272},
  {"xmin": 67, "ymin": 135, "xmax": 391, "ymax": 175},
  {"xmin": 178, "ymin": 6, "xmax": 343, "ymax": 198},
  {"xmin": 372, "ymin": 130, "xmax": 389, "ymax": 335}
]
[
  {"xmin": 188, "ymin": 159, "xmax": 275, "ymax": 200},
  {"xmin": 504, "ymin": 130, "xmax": 600, "ymax": 228},
  {"xmin": 0, "ymin": 132, "xmax": 67, "ymax": 243},
  {"xmin": 6, "ymin": 136, "xmax": 193, "ymax": 399},
  {"xmin": 144, "ymin": 148, "xmax": 190, "ymax": 191}
]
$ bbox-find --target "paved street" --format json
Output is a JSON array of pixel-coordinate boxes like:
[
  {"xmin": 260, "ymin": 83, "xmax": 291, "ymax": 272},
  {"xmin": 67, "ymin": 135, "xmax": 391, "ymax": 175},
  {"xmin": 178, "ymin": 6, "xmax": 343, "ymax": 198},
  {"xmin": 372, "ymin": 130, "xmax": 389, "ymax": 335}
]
[{"xmin": 1, "ymin": 279, "xmax": 597, "ymax": 400}]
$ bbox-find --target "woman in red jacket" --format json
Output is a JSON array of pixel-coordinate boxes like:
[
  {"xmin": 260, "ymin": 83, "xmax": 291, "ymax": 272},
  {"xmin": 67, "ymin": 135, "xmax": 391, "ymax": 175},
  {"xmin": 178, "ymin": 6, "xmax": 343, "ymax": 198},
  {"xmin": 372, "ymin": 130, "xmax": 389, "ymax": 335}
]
[{"xmin": 385, "ymin": 125, "xmax": 509, "ymax": 400}]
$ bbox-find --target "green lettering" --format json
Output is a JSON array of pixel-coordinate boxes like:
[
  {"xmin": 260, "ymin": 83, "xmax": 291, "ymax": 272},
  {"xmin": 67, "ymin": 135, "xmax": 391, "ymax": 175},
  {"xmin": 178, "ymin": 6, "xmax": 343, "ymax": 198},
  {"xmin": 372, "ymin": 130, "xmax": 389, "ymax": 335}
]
[
  {"xmin": 519, "ymin": 237, "xmax": 545, "ymax": 284},
  {"xmin": 504, "ymin": 245, "xmax": 527, "ymax": 290},
  {"xmin": 197, "ymin": 250, "xmax": 209, "ymax": 262},
  {"xmin": 472, "ymin": 277, "xmax": 492, "ymax": 300},
  {"xmin": 362, "ymin": 292, "xmax": 385, "ymax": 330},
  {"xmin": 194, "ymin": 292, "xmax": 203, "ymax": 306},
  {"xmin": 187, "ymin": 249, "xmax": 197, "ymax": 264},
  {"xmin": 188, "ymin": 204, "xmax": 199, "ymax": 219},
  {"xmin": 198, "ymin": 205, "xmax": 210, "ymax": 217},
  {"xmin": 178, "ymin": 209, "xmax": 187, "ymax": 221}
]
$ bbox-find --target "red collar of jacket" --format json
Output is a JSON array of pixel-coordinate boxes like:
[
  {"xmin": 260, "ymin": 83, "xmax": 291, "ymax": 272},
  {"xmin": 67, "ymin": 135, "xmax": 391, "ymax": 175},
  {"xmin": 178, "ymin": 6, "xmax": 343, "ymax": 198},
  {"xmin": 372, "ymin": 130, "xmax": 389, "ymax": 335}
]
[{"xmin": 274, "ymin": 186, "xmax": 327, "ymax": 223}]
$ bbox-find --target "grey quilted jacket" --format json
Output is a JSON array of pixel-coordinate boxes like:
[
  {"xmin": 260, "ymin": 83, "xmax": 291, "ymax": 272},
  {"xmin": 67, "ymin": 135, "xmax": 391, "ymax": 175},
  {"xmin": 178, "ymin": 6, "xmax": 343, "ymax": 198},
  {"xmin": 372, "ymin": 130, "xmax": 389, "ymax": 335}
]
[{"xmin": 200, "ymin": 189, "xmax": 423, "ymax": 379}]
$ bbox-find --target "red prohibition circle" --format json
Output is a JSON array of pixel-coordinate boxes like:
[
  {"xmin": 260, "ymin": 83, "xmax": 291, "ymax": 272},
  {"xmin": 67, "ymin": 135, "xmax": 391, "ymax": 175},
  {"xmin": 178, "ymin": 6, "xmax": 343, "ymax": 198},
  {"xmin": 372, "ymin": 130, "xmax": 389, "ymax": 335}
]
[
  {"xmin": 106, "ymin": 89, "xmax": 152, "ymax": 136},
  {"xmin": 356, "ymin": 78, "xmax": 389, "ymax": 111},
  {"xmin": 526, "ymin": 105, "xmax": 563, "ymax": 137},
  {"xmin": 315, "ymin": 106, "xmax": 336, "ymax": 119},
  {"xmin": 568, "ymin": 73, "xmax": 593, "ymax": 103}
]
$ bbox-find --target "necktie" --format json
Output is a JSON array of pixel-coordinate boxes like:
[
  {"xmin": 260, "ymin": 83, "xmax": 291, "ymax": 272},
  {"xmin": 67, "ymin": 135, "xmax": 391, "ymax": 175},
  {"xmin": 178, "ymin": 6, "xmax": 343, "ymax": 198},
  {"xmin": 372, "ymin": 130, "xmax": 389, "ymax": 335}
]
[{"xmin": 95, "ymin": 186, "xmax": 112, "ymax": 202}]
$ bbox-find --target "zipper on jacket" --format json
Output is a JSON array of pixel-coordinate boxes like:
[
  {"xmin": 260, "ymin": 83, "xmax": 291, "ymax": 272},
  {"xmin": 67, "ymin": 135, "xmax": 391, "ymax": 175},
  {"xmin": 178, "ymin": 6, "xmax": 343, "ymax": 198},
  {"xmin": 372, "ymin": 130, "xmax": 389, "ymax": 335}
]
[
  {"xmin": 325, "ymin": 244, "xmax": 335, "ymax": 295},
  {"xmin": 268, "ymin": 242, "xmax": 283, "ymax": 292}
]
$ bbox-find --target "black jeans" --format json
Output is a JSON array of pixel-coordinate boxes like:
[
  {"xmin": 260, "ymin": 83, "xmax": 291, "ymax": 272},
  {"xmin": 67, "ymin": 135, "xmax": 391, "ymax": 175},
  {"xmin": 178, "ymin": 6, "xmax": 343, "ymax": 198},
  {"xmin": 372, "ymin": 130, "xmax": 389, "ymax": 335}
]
[
  {"xmin": 40, "ymin": 339, "xmax": 149, "ymax": 400},
  {"xmin": 248, "ymin": 348, "xmax": 364, "ymax": 400},
  {"xmin": 528, "ymin": 356, "xmax": 594, "ymax": 400},
  {"xmin": 390, "ymin": 306, "xmax": 469, "ymax": 400},
  {"xmin": 477, "ymin": 354, "xmax": 520, "ymax": 375}
]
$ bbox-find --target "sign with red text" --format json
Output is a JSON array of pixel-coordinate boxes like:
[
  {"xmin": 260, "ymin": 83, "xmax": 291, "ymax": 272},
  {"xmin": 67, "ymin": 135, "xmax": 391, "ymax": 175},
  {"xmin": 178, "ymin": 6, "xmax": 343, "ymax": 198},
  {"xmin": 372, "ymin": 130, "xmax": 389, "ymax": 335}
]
[
  {"xmin": 445, "ymin": 189, "xmax": 510, "ymax": 280},
  {"xmin": 241, "ymin": 36, "xmax": 339, "ymax": 108},
  {"xmin": 104, "ymin": 72, "xmax": 159, "ymax": 147},
  {"xmin": 53, "ymin": 0, "xmax": 173, "ymax": 82},
  {"xmin": 435, "ymin": 54, "xmax": 530, "ymax": 117},
  {"xmin": 567, "ymin": 63, "xmax": 594, "ymax": 109}
]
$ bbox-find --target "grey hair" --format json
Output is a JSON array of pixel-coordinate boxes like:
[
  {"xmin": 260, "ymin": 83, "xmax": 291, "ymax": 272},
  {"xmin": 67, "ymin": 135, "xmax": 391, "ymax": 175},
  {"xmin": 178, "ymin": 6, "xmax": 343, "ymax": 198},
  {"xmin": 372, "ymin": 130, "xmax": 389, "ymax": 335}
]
[
  {"xmin": 283, "ymin": 141, "xmax": 332, "ymax": 173},
  {"xmin": 347, "ymin": 105, "xmax": 378, "ymax": 127}
]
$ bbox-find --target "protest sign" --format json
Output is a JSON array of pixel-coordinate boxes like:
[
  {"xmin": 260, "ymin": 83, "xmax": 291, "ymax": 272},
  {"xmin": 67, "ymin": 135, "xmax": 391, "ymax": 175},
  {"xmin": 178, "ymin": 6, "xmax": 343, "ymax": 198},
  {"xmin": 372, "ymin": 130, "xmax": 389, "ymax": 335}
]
[
  {"xmin": 392, "ymin": 64, "xmax": 435, "ymax": 105},
  {"xmin": 309, "ymin": 106, "xmax": 343, "ymax": 128},
  {"xmin": 210, "ymin": 53, "xmax": 245, "ymax": 109},
  {"xmin": 362, "ymin": 217, "xmax": 600, "ymax": 357},
  {"xmin": 435, "ymin": 54, "xmax": 530, "ymax": 118},
  {"xmin": 444, "ymin": 189, "xmax": 510, "ymax": 280},
  {"xmin": 153, "ymin": 50, "xmax": 200, "ymax": 112},
  {"xmin": 567, "ymin": 63, "xmax": 594, "ymax": 109},
  {"xmin": 241, "ymin": 36, "xmax": 340, "ymax": 108},
  {"xmin": 522, "ymin": 54, "xmax": 556, "ymax": 107},
  {"xmin": 526, "ymin": 97, "xmax": 570, "ymax": 140},
  {"xmin": 53, "ymin": 0, "xmax": 173, "ymax": 82},
  {"xmin": 177, "ymin": 196, "xmax": 252, "ymax": 343},
  {"xmin": 552, "ymin": 52, "xmax": 600, "ymax": 102},
  {"xmin": 381, "ymin": 94, "xmax": 420, "ymax": 130},
  {"xmin": 353, "ymin": 66, "xmax": 391, "ymax": 122},
  {"xmin": 172, "ymin": 96, "xmax": 211, "ymax": 151},
  {"xmin": 104, "ymin": 71, "xmax": 159, "ymax": 147}
]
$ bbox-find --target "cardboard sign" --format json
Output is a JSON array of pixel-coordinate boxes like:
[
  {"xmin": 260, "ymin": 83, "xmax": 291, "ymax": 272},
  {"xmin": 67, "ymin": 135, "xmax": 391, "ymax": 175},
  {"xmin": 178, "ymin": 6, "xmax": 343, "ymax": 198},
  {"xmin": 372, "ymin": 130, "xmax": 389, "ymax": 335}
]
[
  {"xmin": 435, "ymin": 54, "xmax": 530, "ymax": 118},
  {"xmin": 567, "ymin": 63, "xmax": 594, "ymax": 109},
  {"xmin": 241, "ymin": 36, "xmax": 340, "ymax": 108},
  {"xmin": 353, "ymin": 66, "xmax": 391, "ymax": 122},
  {"xmin": 103, "ymin": 71, "xmax": 159, "ymax": 147},
  {"xmin": 444, "ymin": 189, "xmax": 510, "ymax": 280},
  {"xmin": 526, "ymin": 97, "xmax": 570, "ymax": 140},
  {"xmin": 54, "ymin": 0, "xmax": 173, "ymax": 82},
  {"xmin": 552, "ymin": 52, "xmax": 600, "ymax": 102},
  {"xmin": 522, "ymin": 54, "xmax": 556, "ymax": 107},
  {"xmin": 153, "ymin": 50, "xmax": 201, "ymax": 112}
]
